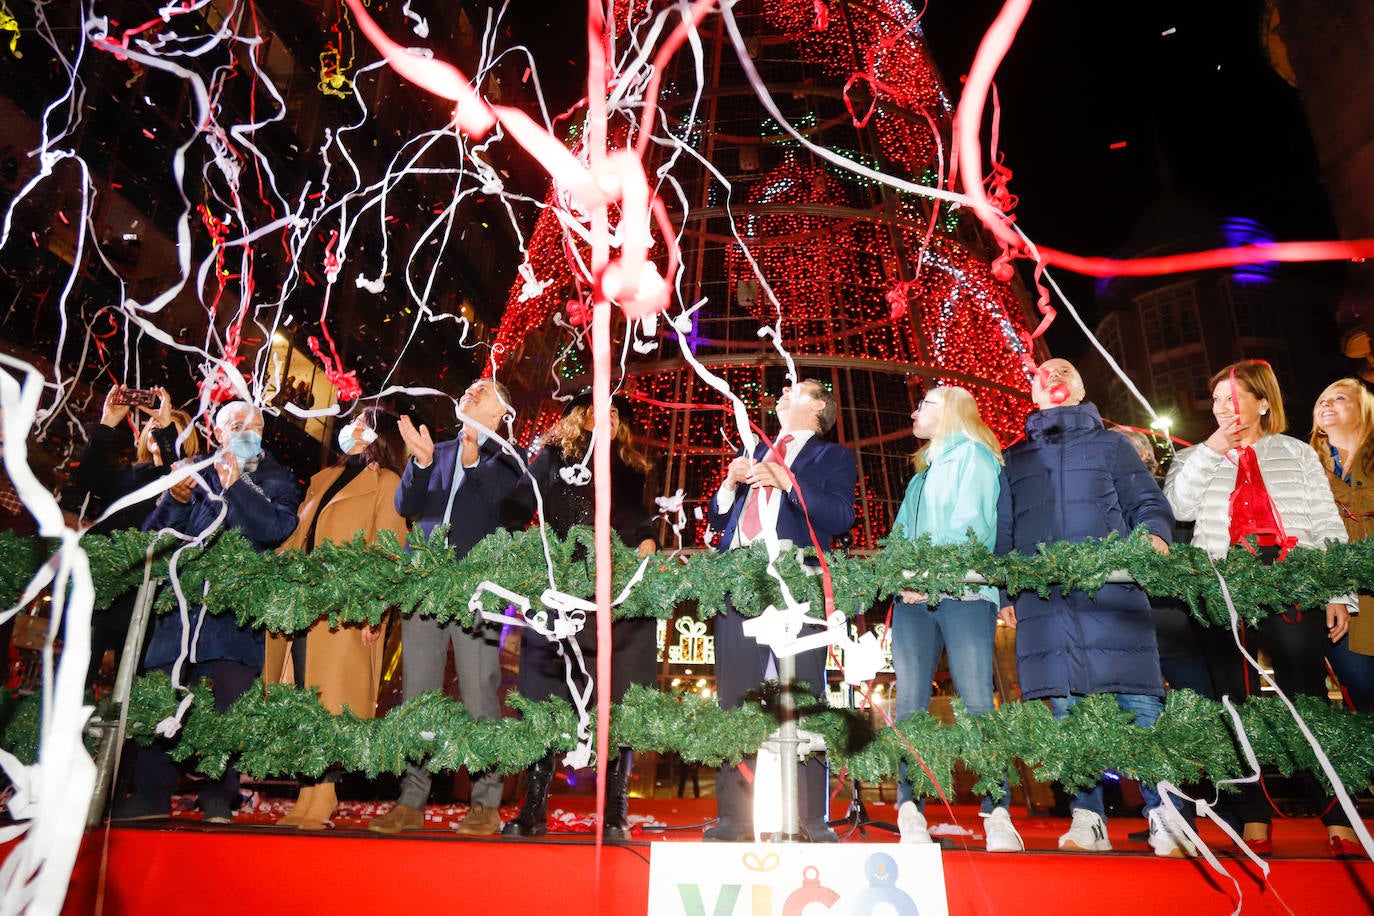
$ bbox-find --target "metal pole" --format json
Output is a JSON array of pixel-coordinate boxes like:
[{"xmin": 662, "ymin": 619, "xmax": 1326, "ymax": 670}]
[
  {"xmin": 775, "ymin": 651, "xmax": 801, "ymax": 842},
  {"xmin": 85, "ymin": 575, "xmax": 160, "ymax": 829}
]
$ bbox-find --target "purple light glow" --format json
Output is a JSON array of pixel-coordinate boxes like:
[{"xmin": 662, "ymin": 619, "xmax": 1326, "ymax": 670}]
[{"xmin": 1219, "ymin": 217, "xmax": 1277, "ymax": 285}]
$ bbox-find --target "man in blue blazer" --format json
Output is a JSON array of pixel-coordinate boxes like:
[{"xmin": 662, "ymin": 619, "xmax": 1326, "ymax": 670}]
[
  {"xmin": 705, "ymin": 379, "xmax": 857, "ymax": 842},
  {"xmin": 369, "ymin": 378, "xmax": 525, "ymax": 836}
]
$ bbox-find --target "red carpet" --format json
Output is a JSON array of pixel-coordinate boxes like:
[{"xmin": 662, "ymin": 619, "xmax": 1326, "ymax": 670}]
[{"xmin": 15, "ymin": 797, "xmax": 1374, "ymax": 915}]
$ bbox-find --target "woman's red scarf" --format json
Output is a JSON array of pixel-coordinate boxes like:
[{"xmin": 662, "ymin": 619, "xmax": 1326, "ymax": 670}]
[{"xmin": 1228, "ymin": 444, "xmax": 1298, "ymax": 559}]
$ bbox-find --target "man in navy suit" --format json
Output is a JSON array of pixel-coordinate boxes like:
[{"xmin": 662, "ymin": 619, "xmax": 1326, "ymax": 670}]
[
  {"xmin": 369, "ymin": 378, "xmax": 524, "ymax": 836},
  {"xmin": 704, "ymin": 379, "xmax": 857, "ymax": 842}
]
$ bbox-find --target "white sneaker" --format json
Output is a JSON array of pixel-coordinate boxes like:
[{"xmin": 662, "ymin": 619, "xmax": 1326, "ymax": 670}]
[
  {"xmin": 982, "ymin": 807, "xmax": 1024, "ymax": 853},
  {"xmin": 1058, "ymin": 808, "xmax": 1111, "ymax": 851},
  {"xmin": 1147, "ymin": 807, "xmax": 1198, "ymax": 858},
  {"xmin": 897, "ymin": 801, "xmax": 933, "ymax": 844}
]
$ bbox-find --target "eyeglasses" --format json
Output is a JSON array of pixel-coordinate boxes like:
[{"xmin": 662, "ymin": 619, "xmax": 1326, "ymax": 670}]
[{"xmin": 917, "ymin": 398, "xmax": 941, "ymax": 410}]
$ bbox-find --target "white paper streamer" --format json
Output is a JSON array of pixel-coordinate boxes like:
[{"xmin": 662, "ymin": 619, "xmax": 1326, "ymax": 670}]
[{"xmin": 0, "ymin": 359, "xmax": 97, "ymax": 916}]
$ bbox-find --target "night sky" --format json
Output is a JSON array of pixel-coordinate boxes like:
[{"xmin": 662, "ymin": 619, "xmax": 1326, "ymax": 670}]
[
  {"xmin": 911, "ymin": 0, "xmax": 1333, "ymax": 355},
  {"xmin": 522, "ymin": 0, "xmax": 1334, "ymax": 358}
]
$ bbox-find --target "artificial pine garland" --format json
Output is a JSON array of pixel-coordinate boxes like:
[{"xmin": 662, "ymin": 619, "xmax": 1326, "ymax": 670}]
[
  {"xmin": 3, "ymin": 526, "xmax": 1371, "ymax": 632},
  {"xmin": 2, "ymin": 678, "xmax": 1357, "ymax": 798},
  {"xmin": 5, "ymin": 527, "xmax": 1374, "ymax": 789}
]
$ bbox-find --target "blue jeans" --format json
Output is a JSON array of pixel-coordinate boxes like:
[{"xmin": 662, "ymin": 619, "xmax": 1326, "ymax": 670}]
[
  {"xmin": 1327, "ymin": 634, "xmax": 1374, "ymax": 712},
  {"xmin": 1047, "ymin": 693, "xmax": 1170, "ymax": 821},
  {"xmin": 891, "ymin": 597, "xmax": 1005, "ymax": 812}
]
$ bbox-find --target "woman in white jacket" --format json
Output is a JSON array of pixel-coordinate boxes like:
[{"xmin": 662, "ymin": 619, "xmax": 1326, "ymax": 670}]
[{"xmin": 1164, "ymin": 360, "xmax": 1359, "ymax": 858}]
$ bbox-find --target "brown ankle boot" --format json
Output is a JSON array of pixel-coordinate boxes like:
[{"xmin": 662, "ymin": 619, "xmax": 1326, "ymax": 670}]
[
  {"xmin": 276, "ymin": 785, "xmax": 317, "ymax": 827},
  {"xmin": 297, "ymin": 782, "xmax": 338, "ymax": 831}
]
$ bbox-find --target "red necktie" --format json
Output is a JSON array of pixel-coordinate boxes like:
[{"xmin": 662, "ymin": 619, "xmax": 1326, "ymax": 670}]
[{"xmin": 739, "ymin": 434, "xmax": 794, "ymax": 541}]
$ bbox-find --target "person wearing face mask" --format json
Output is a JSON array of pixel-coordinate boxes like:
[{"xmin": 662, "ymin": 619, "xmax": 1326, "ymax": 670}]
[
  {"xmin": 368, "ymin": 378, "xmax": 526, "ymax": 837},
  {"xmin": 1166, "ymin": 361, "xmax": 1361, "ymax": 858},
  {"xmin": 888, "ymin": 385, "xmax": 1022, "ymax": 852},
  {"xmin": 262, "ymin": 407, "xmax": 409, "ymax": 830},
  {"xmin": 500, "ymin": 392, "xmax": 658, "ymax": 839},
  {"xmin": 997, "ymin": 359, "xmax": 1190, "ymax": 857},
  {"xmin": 1310, "ymin": 379, "xmax": 1374, "ymax": 713},
  {"xmin": 113, "ymin": 400, "xmax": 301, "ymax": 824}
]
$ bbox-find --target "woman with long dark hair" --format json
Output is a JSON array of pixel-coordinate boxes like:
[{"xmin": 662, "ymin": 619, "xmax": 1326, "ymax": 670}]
[
  {"xmin": 501, "ymin": 394, "xmax": 657, "ymax": 840},
  {"xmin": 265, "ymin": 406, "xmax": 409, "ymax": 830}
]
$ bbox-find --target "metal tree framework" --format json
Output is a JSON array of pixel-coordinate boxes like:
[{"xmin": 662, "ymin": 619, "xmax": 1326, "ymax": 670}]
[{"xmin": 491, "ymin": 0, "xmax": 1044, "ymax": 549}]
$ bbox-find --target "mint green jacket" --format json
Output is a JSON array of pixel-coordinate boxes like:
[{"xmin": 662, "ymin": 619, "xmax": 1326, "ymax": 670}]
[{"xmin": 891, "ymin": 433, "xmax": 1001, "ymax": 605}]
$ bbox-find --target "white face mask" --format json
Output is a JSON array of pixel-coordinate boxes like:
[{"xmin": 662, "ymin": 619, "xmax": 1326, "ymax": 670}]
[{"xmin": 338, "ymin": 422, "xmax": 377, "ymax": 455}]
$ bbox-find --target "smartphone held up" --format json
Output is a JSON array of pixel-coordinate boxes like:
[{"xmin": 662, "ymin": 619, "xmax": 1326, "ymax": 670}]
[{"xmin": 112, "ymin": 388, "xmax": 159, "ymax": 408}]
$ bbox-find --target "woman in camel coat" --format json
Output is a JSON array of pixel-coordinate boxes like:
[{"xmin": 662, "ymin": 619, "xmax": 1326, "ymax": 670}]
[
  {"xmin": 1310, "ymin": 378, "xmax": 1374, "ymax": 711},
  {"xmin": 266, "ymin": 406, "xmax": 409, "ymax": 829}
]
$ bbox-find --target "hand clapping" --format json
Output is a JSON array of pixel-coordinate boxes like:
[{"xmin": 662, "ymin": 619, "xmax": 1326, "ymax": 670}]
[
  {"xmin": 398, "ymin": 415, "xmax": 435, "ymax": 468},
  {"xmin": 215, "ymin": 450, "xmax": 240, "ymax": 489},
  {"xmin": 167, "ymin": 458, "xmax": 197, "ymax": 503}
]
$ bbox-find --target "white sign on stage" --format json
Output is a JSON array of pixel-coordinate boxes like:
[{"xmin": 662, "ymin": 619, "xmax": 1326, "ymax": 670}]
[{"xmin": 647, "ymin": 842, "xmax": 947, "ymax": 916}]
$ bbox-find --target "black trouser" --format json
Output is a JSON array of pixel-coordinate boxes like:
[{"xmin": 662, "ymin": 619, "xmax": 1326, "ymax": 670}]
[
  {"xmin": 131, "ymin": 660, "xmax": 257, "ymax": 809},
  {"xmin": 1215, "ymin": 608, "xmax": 1349, "ymax": 829},
  {"xmin": 712, "ymin": 604, "xmax": 829, "ymax": 825},
  {"xmin": 1153, "ymin": 600, "xmax": 1220, "ymax": 697},
  {"xmin": 87, "ymin": 590, "xmax": 138, "ymax": 691}
]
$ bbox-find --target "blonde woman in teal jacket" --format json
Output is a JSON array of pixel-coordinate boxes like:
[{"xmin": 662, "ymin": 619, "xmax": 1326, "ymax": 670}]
[{"xmin": 889, "ymin": 385, "xmax": 1022, "ymax": 852}]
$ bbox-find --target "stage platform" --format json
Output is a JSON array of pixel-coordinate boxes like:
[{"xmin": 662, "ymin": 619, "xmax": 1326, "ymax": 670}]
[{"xmin": 26, "ymin": 794, "xmax": 1374, "ymax": 915}]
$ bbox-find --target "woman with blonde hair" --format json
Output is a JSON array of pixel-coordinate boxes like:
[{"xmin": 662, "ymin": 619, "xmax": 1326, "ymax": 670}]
[
  {"xmin": 1166, "ymin": 360, "xmax": 1360, "ymax": 857},
  {"xmin": 888, "ymin": 385, "xmax": 1023, "ymax": 853},
  {"xmin": 135, "ymin": 408, "xmax": 200, "ymax": 465},
  {"xmin": 76, "ymin": 387, "xmax": 203, "ymax": 528},
  {"xmin": 74, "ymin": 386, "xmax": 203, "ymax": 692},
  {"xmin": 1310, "ymin": 378, "xmax": 1374, "ymax": 712}
]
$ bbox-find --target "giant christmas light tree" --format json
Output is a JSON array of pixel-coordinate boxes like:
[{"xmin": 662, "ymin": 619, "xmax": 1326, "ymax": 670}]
[{"xmin": 491, "ymin": 0, "xmax": 1043, "ymax": 547}]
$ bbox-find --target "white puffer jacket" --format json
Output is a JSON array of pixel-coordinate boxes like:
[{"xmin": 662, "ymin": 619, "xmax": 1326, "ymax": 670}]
[{"xmin": 1165, "ymin": 434, "xmax": 1354, "ymax": 608}]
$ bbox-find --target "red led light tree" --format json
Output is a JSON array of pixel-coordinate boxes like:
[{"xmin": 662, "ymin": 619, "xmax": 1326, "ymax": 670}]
[{"xmin": 491, "ymin": 0, "xmax": 1043, "ymax": 547}]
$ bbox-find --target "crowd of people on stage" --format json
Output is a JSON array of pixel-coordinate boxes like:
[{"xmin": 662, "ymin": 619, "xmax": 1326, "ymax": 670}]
[{"xmin": 6, "ymin": 354, "xmax": 1373, "ymax": 856}]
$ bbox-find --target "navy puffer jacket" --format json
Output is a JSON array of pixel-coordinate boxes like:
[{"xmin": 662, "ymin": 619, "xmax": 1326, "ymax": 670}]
[{"xmin": 996, "ymin": 403, "xmax": 1173, "ymax": 699}]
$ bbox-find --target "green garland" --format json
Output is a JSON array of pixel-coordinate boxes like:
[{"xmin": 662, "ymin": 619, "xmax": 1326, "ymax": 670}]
[
  {"xmin": 3, "ymin": 526, "xmax": 1371, "ymax": 634},
  {"xmin": 5, "ymin": 528, "xmax": 1373, "ymax": 794},
  {"xmin": 6, "ymin": 678, "xmax": 1371, "ymax": 799}
]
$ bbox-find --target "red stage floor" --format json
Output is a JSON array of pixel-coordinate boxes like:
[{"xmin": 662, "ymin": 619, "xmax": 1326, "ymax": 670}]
[{"xmin": 26, "ymin": 795, "xmax": 1374, "ymax": 915}]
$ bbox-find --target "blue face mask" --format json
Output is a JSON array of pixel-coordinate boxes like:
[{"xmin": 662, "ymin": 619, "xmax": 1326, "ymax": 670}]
[
  {"xmin": 227, "ymin": 430, "xmax": 262, "ymax": 463},
  {"xmin": 338, "ymin": 430, "xmax": 359, "ymax": 455}
]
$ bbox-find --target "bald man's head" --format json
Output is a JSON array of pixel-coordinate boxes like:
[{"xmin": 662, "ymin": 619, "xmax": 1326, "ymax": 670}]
[{"xmin": 1032, "ymin": 359, "xmax": 1086, "ymax": 409}]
